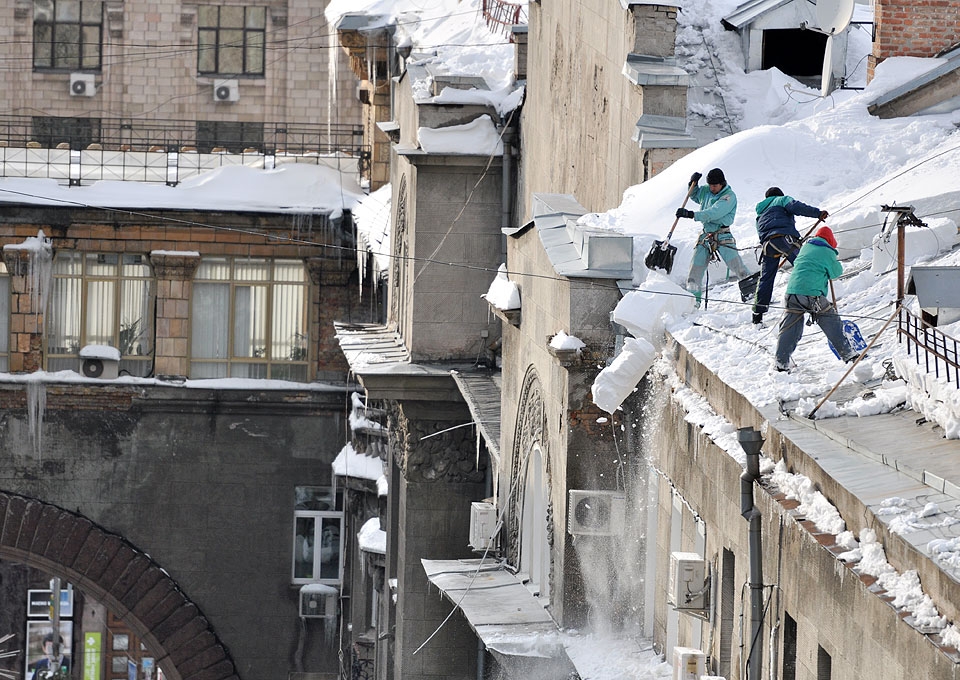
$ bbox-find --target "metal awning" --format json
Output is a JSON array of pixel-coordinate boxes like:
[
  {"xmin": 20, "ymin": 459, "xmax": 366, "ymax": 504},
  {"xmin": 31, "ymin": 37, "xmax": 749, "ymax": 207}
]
[
  {"xmin": 421, "ymin": 559, "xmax": 565, "ymax": 659},
  {"xmin": 450, "ymin": 370, "xmax": 501, "ymax": 466}
]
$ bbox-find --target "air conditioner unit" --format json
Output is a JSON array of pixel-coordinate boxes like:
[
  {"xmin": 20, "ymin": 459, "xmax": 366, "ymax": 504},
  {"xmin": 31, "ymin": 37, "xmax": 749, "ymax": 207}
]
[
  {"xmin": 79, "ymin": 345, "xmax": 120, "ymax": 379},
  {"xmin": 69, "ymin": 73, "xmax": 95, "ymax": 97},
  {"xmin": 213, "ymin": 79, "xmax": 239, "ymax": 102},
  {"xmin": 468, "ymin": 501, "xmax": 497, "ymax": 551},
  {"xmin": 668, "ymin": 552, "xmax": 709, "ymax": 612},
  {"xmin": 672, "ymin": 647, "xmax": 705, "ymax": 680},
  {"xmin": 299, "ymin": 585, "xmax": 337, "ymax": 619},
  {"xmin": 567, "ymin": 490, "xmax": 626, "ymax": 536}
]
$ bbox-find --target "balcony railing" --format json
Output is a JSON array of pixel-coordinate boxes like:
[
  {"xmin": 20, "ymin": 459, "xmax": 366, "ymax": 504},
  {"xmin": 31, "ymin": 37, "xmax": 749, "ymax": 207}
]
[
  {"xmin": 898, "ymin": 307, "xmax": 960, "ymax": 389},
  {"xmin": 481, "ymin": 0, "xmax": 528, "ymax": 37},
  {"xmin": 0, "ymin": 116, "xmax": 369, "ymax": 186}
]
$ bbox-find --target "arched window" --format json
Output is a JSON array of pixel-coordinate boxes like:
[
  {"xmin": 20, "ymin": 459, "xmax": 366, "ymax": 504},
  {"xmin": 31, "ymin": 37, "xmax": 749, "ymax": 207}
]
[{"xmin": 518, "ymin": 446, "xmax": 550, "ymax": 602}]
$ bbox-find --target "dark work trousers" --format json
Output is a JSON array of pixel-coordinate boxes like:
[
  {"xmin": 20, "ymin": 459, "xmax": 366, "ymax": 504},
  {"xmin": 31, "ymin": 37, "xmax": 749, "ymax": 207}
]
[
  {"xmin": 753, "ymin": 235, "xmax": 800, "ymax": 317},
  {"xmin": 775, "ymin": 294, "xmax": 855, "ymax": 367}
]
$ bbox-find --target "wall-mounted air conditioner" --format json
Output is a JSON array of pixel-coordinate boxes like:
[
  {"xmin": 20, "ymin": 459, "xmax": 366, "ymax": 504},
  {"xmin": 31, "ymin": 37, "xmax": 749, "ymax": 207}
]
[
  {"xmin": 213, "ymin": 79, "xmax": 239, "ymax": 102},
  {"xmin": 69, "ymin": 73, "xmax": 95, "ymax": 97},
  {"xmin": 668, "ymin": 552, "xmax": 709, "ymax": 613},
  {"xmin": 299, "ymin": 584, "xmax": 337, "ymax": 619},
  {"xmin": 468, "ymin": 501, "xmax": 497, "ymax": 551},
  {"xmin": 567, "ymin": 490, "xmax": 626, "ymax": 536},
  {"xmin": 79, "ymin": 345, "xmax": 120, "ymax": 379},
  {"xmin": 672, "ymin": 647, "xmax": 705, "ymax": 680}
]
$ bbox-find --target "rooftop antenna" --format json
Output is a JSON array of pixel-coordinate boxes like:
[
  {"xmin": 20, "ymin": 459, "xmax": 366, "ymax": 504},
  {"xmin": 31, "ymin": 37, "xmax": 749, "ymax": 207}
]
[{"xmin": 816, "ymin": 0, "xmax": 856, "ymax": 96}]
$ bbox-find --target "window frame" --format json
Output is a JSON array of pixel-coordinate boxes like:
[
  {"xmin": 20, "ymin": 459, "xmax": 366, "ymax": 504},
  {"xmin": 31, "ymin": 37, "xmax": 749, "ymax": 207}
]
[
  {"xmin": 33, "ymin": 0, "xmax": 104, "ymax": 72},
  {"xmin": 189, "ymin": 256, "xmax": 310, "ymax": 381},
  {"xmin": 197, "ymin": 5, "xmax": 267, "ymax": 77},
  {"xmin": 44, "ymin": 252, "xmax": 154, "ymax": 375},
  {"xmin": 292, "ymin": 510, "xmax": 344, "ymax": 586}
]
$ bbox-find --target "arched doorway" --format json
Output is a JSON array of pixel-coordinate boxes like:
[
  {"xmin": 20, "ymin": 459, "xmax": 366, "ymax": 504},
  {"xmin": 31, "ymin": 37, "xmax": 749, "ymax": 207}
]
[{"xmin": 0, "ymin": 492, "xmax": 236, "ymax": 680}]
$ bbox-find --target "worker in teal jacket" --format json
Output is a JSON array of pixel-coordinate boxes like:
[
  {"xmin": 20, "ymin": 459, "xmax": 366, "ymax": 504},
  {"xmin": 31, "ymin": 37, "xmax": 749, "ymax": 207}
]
[
  {"xmin": 774, "ymin": 226, "xmax": 857, "ymax": 371},
  {"xmin": 675, "ymin": 168, "xmax": 751, "ymax": 306}
]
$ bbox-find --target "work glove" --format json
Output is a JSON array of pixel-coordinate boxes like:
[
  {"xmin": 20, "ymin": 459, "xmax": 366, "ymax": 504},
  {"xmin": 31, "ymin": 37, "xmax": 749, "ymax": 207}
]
[
  {"xmin": 676, "ymin": 208, "xmax": 695, "ymax": 219},
  {"xmin": 688, "ymin": 172, "xmax": 702, "ymax": 188},
  {"xmin": 819, "ymin": 210, "xmax": 829, "ymax": 220}
]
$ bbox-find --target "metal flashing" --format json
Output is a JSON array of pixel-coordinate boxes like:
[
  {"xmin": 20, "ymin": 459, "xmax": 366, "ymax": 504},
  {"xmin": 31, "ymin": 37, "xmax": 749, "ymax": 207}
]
[{"xmin": 622, "ymin": 54, "xmax": 689, "ymax": 87}]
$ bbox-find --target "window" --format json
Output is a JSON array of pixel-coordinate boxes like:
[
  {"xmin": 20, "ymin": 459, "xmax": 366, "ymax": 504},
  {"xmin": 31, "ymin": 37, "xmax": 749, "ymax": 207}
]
[
  {"xmin": 196, "ymin": 120, "xmax": 264, "ymax": 154},
  {"xmin": 33, "ymin": 0, "xmax": 103, "ymax": 71},
  {"xmin": 46, "ymin": 253, "xmax": 154, "ymax": 375},
  {"xmin": 198, "ymin": 6, "xmax": 266, "ymax": 76},
  {"xmin": 292, "ymin": 486, "xmax": 343, "ymax": 585},
  {"xmin": 32, "ymin": 116, "xmax": 101, "ymax": 149},
  {"xmin": 191, "ymin": 257, "xmax": 309, "ymax": 381},
  {"xmin": 519, "ymin": 447, "xmax": 549, "ymax": 602}
]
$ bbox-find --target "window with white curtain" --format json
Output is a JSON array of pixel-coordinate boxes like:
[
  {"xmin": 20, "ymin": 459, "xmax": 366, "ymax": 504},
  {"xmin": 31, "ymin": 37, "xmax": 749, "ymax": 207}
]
[
  {"xmin": 191, "ymin": 257, "xmax": 309, "ymax": 381},
  {"xmin": 519, "ymin": 446, "xmax": 550, "ymax": 602},
  {"xmin": 45, "ymin": 253, "xmax": 153, "ymax": 375}
]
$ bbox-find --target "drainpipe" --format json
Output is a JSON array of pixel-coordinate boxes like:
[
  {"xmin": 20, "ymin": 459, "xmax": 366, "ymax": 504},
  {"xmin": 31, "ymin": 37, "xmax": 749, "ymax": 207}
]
[
  {"xmin": 501, "ymin": 124, "xmax": 513, "ymax": 232},
  {"xmin": 738, "ymin": 427, "xmax": 764, "ymax": 680},
  {"xmin": 477, "ymin": 638, "xmax": 485, "ymax": 680}
]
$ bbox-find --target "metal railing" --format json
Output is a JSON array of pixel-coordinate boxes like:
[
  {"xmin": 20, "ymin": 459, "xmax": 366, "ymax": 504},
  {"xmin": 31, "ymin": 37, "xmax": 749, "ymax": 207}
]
[
  {"xmin": 898, "ymin": 307, "xmax": 960, "ymax": 389},
  {"xmin": 349, "ymin": 642, "xmax": 374, "ymax": 680},
  {"xmin": 481, "ymin": 0, "xmax": 528, "ymax": 37},
  {"xmin": 0, "ymin": 116, "xmax": 369, "ymax": 186}
]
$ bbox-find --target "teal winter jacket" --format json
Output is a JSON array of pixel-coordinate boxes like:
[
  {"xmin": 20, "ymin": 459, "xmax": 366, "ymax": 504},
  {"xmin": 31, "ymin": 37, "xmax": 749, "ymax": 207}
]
[
  {"xmin": 691, "ymin": 184, "xmax": 737, "ymax": 233},
  {"xmin": 785, "ymin": 237, "xmax": 842, "ymax": 297}
]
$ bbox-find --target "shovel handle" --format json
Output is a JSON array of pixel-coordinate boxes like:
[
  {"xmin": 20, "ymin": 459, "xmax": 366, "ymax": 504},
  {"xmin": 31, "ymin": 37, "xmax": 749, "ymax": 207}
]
[
  {"xmin": 776, "ymin": 216, "xmax": 825, "ymax": 271},
  {"xmin": 662, "ymin": 181, "xmax": 700, "ymax": 246}
]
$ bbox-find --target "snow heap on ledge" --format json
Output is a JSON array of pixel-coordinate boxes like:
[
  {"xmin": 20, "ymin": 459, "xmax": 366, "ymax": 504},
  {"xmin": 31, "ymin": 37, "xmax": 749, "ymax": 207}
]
[
  {"xmin": 332, "ymin": 442, "xmax": 384, "ymax": 482},
  {"xmin": 483, "ymin": 264, "xmax": 521, "ymax": 310},
  {"xmin": 358, "ymin": 517, "xmax": 387, "ymax": 554}
]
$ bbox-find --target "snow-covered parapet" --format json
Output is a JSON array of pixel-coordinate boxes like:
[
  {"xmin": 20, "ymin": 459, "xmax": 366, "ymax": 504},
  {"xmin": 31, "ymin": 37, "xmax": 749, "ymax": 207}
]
[
  {"xmin": 482, "ymin": 264, "xmax": 520, "ymax": 310},
  {"xmin": 358, "ymin": 516, "xmax": 387, "ymax": 554},
  {"xmin": 418, "ymin": 115, "xmax": 504, "ymax": 156},
  {"xmin": 79, "ymin": 344, "xmax": 121, "ymax": 362},
  {"xmin": 612, "ymin": 276, "xmax": 694, "ymax": 344},
  {"xmin": 332, "ymin": 442, "xmax": 384, "ymax": 481},
  {"xmin": 892, "ymin": 350, "xmax": 960, "ymax": 438}
]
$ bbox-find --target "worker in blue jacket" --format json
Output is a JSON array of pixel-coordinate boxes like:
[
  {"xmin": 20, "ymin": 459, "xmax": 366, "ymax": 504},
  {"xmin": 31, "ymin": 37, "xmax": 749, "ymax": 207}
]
[
  {"xmin": 752, "ymin": 187, "xmax": 829, "ymax": 324},
  {"xmin": 675, "ymin": 168, "xmax": 751, "ymax": 307},
  {"xmin": 774, "ymin": 226, "xmax": 857, "ymax": 371}
]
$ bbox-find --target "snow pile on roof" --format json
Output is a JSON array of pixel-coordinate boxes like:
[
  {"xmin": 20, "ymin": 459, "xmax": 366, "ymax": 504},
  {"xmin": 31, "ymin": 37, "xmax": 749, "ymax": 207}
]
[
  {"xmin": 482, "ymin": 264, "xmax": 521, "ymax": 310},
  {"xmin": 325, "ymin": 0, "xmax": 524, "ymax": 116},
  {"xmin": 332, "ymin": 442, "xmax": 384, "ymax": 481},
  {"xmin": 358, "ymin": 516, "xmax": 387, "ymax": 554},
  {"xmin": 0, "ymin": 163, "xmax": 365, "ymax": 216}
]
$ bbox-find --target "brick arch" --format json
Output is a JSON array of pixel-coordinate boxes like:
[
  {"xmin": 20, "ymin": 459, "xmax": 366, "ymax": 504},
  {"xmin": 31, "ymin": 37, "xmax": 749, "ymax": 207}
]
[{"xmin": 0, "ymin": 491, "xmax": 238, "ymax": 680}]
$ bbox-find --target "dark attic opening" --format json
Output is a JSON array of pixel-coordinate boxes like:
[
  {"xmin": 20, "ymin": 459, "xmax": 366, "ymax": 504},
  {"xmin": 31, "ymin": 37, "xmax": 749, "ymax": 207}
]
[{"xmin": 761, "ymin": 28, "xmax": 828, "ymax": 79}]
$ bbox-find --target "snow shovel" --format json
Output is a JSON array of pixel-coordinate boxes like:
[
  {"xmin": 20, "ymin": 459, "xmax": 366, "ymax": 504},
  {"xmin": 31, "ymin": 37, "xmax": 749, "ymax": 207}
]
[
  {"xmin": 827, "ymin": 280, "xmax": 867, "ymax": 360},
  {"xmin": 644, "ymin": 181, "xmax": 698, "ymax": 274}
]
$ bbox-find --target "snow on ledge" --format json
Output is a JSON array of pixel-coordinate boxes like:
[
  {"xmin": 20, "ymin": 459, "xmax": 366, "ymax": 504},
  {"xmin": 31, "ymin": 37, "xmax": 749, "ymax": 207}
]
[
  {"xmin": 332, "ymin": 442, "xmax": 384, "ymax": 481},
  {"xmin": 418, "ymin": 116, "xmax": 503, "ymax": 156},
  {"xmin": 482, "ymin": 264, "xmax": 520, "ymax": 310},
  {"xmin": 358, "ymin": 516, "xmax": 386, "ymax": 554}
]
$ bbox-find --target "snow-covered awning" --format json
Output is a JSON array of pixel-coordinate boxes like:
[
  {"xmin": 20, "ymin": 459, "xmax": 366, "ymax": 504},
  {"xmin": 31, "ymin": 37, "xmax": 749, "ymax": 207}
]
[{"xmin": 421, "ymin": 559, "xmax": 571, "ymax": 663}]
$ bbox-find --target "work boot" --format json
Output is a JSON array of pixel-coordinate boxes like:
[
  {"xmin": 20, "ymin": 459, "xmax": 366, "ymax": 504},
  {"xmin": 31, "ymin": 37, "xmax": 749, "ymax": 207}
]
[{"xmin": 752, "ymin": 313, "xmax": 763, "ymax": 325}]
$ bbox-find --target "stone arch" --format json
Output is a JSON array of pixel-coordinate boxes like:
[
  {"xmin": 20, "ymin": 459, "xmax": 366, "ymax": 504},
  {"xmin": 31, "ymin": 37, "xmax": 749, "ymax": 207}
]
[
  {"xmin": 0, "ymin": 491, "xmax": 238, "ymax": 680},
  {"xmin": 506, "ymin": 366, "xmax": 554, "ymax": 591}
]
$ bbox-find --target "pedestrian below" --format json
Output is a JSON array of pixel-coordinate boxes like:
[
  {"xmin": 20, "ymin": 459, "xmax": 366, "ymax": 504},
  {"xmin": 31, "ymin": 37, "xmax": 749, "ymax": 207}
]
[
  {"xmin": 774, "ymin": 226, "xmax": 858, "ymax": 371},
  {"xmin": 752, "ymin": 187, "xmax": 828, "ymax": 324},
  {"xmin": 675, "ymin": 168, "xmax": 752, "ymax": 307}
]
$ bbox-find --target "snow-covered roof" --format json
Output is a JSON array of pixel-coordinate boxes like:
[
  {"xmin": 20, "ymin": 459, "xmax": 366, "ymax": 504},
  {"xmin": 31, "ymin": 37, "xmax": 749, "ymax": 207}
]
[{"xmin": 869, "ymin": 48, "xmax": 960, "ymax": 117}]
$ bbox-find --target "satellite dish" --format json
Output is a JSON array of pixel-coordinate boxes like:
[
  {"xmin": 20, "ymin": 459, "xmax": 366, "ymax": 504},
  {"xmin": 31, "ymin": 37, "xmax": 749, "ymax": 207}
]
[
  {"xmin": 816, "ymin": 0, "xmax": 855, "ymax": 35},
  {"xmin": 821, "ymin": 36, "xmax": 835, "ymax": 96}
]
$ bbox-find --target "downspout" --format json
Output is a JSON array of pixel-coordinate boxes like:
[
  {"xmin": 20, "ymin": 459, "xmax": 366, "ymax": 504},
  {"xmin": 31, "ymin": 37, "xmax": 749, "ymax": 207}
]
[
  {"xmin": 501, "ymin": 124, "xmax": 513, "ymax": 233},
  {"xmin": 738, "ymin": 427, "xmax": 764, "ymax": 680}
]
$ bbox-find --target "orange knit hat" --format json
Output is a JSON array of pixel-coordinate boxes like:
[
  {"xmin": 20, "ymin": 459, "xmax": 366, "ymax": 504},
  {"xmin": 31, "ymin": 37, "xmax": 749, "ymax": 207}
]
[{"xmin": 814, "ymin": 225, "xmax": 837, "ymax": 249}]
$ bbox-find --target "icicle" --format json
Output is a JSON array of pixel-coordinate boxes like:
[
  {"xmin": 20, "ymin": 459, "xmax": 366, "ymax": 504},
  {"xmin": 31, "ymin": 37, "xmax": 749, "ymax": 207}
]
[{"xmin": 26, "ymin": 379, "xmax": 46, "ymax": 460}]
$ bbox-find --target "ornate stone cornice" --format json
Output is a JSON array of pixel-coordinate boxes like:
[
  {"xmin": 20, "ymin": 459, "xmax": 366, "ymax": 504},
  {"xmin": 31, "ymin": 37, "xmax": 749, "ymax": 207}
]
[
  {"xmin": 149, "ymin": 252, "xmax": 200, "ymax": 281},
  {"xmin": 386, "ymin": 401, "xmax": 485, "ymax": 484}
]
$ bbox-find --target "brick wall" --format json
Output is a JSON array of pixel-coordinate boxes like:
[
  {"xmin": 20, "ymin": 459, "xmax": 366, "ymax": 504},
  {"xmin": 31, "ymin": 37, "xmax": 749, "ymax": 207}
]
[{"xmin": 869, "ymin": 0, "xmax": 960, "ymax": 79}]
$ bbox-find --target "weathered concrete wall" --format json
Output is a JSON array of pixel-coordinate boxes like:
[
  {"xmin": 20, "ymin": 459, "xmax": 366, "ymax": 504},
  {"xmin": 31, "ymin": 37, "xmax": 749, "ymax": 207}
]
[
  {"xmin": 520, "ymin": 2, "xmax": 684, "ymax": 216},
  {"xmin": 0, "ymin": 382, "xmax": 349, "ymax": 680},
  {"xmin": 653, "ymin": 337, "xmax": 960, "ymax": 680}
]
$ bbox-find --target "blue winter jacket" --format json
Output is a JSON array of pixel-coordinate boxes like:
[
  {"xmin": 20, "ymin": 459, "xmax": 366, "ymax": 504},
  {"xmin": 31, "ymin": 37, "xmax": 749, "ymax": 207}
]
[
  {"xmin": 691, "ymin": 184, "xmax": 737, "ymax": 234},
  {"xmin": 785, "ymin": 237, "xmax": 843, "ymax": 297},
  {"xmin": 755, "ymin": 195, "xmax": 821, "ymax": 242}
]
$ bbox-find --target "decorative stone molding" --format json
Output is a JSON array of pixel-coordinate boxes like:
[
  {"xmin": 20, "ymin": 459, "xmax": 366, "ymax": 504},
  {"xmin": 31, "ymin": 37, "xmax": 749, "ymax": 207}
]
[
  {"xmin": 149, "ymin": 251, "xmax": 200, "ymax": 281},
  {"xmin": 386, "ymin": 402, "xmax": 485, "ymax": 484},
  {"xmin": 506, "ymin": 367, "xmax": 555, "ymax": 576}
]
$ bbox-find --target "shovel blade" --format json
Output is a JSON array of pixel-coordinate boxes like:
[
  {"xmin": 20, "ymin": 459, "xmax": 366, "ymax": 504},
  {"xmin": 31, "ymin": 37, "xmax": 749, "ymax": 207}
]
[
  {"xmin": 738, "ymin": 272, "xmax": 761, "ymax": 302},
  {"xmin": 645, "ymin": 240, "xmax": 677, "ymax": 273},
  {"xmin": 828, "ymin": 320, "xmax": 867, "ymax": 360}
]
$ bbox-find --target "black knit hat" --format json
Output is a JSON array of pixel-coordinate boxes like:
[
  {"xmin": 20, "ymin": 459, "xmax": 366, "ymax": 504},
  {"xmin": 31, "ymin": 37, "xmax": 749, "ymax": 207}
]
[{"xmin": 706, "ymin": 168, "xmax": 726, "ymax": 185}]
